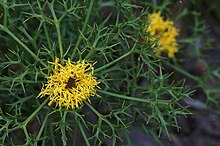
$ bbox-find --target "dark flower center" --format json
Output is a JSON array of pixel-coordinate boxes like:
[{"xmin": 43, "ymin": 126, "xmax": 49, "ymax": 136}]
[{"xmin": 66, "ymin": 77, "xmax": 77, "ymax": 89}]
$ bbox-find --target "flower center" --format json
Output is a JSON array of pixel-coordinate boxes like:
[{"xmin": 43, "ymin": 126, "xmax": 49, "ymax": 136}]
[{"xmin": 66, "ymin": 77, "xmax": 77, "ymax": 89}]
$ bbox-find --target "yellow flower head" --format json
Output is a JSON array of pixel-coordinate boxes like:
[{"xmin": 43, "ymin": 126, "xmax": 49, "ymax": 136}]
[
  {"xmin": 147, "ymin": 12, "xmax": 179, "ymax": 57},
  {"xmin": 38, "ymin": 58, "xmax": 100, "ymax": 109}
]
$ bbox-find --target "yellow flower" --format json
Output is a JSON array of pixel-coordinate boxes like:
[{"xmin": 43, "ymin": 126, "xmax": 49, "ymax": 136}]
[
  {"xmin": 147, "ymin": 12, "xmax": 179, "ymax": 57},
  {"xmin": 38, "ymin": 58, "xmax": 100, "ymax": 109}
]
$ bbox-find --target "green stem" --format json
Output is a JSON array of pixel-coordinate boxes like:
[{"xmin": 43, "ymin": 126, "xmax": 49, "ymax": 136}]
[
  {"xmin": 0, "ymin": 77, "xmax": 44, "ymax": 84},
  {"xmin": 23, "ymin": 127, "xmax": 31, "ymax": 145},
  {"xmin": 56, "ymin": 23, "xmax": 63, "ymax": 59},
  {"xmin": 35, "ymin": 113, "xmax": 49, "ymax": 142},
  {"xmin": 78, "ymin": 121, "xmax": 91, "ymax": 146},
  {"xmin": 23, "ymin": 97, "xmax": 49, "ymax": 125},
  {"xmin": 98, "ymin": 90, "xmax": 150, "ymax": 103},
  {"xmin": 115, "ymin": 0, "xmax": 120, "ymax": 25},
  {"xmin": 84, "ymin": 48, "xmax": 95, "ymax": 60},
  {"xmin": 50, "ymin": 124, "xmax": 56, "ymax": 146},
  {"xmin": 95, "ymin": 45, "xmax": 135, "ymax": 73},
  {"xmin": 43, "ymin": 23, "xmax": 53, "ymax": 57},
  {"xmin": 49, "ymin": 1, "xmax": 63, "ymax": 59},
  {"xmin": 2, "ymin": 0, "xmax": 8, "ymax": 26},
  {"xmin": 0, "ymin": 25, "xmax": 47, "ymax": 68},
  {"xmin": 73, "ymin": 123, "xmax": 77, "ymax": 146},
  {"xmin": 8, "ymin": 97, "xmax": 49, "ymax": 133},
  {"xmin": 37, "ymin": 1, "xmax": 53, "ymax": 57},
  {"xmin": 71, "ymin": 0, "xmax": 94, "ymax": 60},
  {"xmin": 85, "ymin": 101, "xmax": 101, "ymax": 116},
  {"xmin": 61, "ymin": 111, "xmax": 68, "ymax": 146},
  {"xmin": 164, "ymin": 62, "xmax": 201, "ymax": 83}
]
